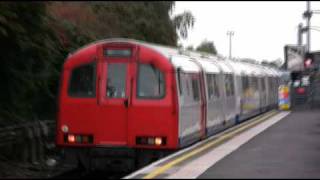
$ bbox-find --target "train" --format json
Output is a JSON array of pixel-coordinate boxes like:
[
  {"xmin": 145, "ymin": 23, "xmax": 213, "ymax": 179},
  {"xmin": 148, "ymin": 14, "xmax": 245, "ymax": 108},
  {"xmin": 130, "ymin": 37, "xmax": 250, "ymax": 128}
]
[{"xmin": 56, "ymin": 38, "xmax": 284, "ymax": 171}]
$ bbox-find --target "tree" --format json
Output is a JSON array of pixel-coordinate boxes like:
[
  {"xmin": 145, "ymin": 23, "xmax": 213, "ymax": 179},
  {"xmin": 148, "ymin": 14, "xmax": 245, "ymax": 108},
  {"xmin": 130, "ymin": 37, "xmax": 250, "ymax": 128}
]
[
  {"xmin": 186, "ymin": 45, "xmax": 194, "ymax": 51},
  {"xmin": 261, "ymin": 58, "xmax": 283, "ymax": 68},
  {"xmin": 0, "ymin": 2, "xmax": 62, "ymax": 121},
  {"xmin": 0, "ymin": 1, "xmax": 196, "ymax": 122},
  {"xmin": 48, "ymin": 2, "xmax": 195, "ymax": 47},
  {"xmin": 196, "ymin": 40, "xmax": 217, "ymax": 55},
  {"xmin": 173, "ymin": 10, "xmax": 195, "ymax": 40}
]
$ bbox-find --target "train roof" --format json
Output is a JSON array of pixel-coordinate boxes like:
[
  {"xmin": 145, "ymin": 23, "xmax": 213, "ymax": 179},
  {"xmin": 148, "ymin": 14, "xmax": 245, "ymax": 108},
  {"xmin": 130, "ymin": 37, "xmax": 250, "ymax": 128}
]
[{"xmin": 69, "ymin": 38, "xmax": 283, "ymax": 77}]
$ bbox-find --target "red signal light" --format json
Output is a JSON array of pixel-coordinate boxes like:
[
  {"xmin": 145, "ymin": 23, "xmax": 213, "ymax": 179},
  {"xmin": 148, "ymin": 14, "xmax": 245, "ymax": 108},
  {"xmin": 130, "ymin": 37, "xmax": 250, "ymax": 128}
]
[
  {"xmin": 297, "ymin": 87, "xmax": 305, "ymax": 94},
  {"xmin": 304, "ymin": 58, "xmax": 313, "ymax": 68}
]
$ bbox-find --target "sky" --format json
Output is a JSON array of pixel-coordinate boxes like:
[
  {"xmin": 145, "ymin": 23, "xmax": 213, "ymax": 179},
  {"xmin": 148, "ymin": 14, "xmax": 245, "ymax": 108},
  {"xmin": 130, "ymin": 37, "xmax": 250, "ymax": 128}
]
[{"xmin": 172, "ymin": 1, "xmax": 320, "ymax": 62}]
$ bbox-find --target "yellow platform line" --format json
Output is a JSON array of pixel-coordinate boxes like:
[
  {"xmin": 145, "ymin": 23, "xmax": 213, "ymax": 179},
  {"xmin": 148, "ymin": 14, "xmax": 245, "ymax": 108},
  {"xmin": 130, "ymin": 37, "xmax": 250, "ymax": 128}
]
[{"xmin": 143, "ymin": 110, "xmax": 279, "ymax": 179}]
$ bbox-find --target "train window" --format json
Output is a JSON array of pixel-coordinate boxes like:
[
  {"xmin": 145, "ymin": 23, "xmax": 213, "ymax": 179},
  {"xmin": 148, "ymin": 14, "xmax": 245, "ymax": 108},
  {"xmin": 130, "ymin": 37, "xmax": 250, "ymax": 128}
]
[
  {"xmin": 206, "ymin": 74, "xmax": 220, "ymax": 99},
  {"xmin": 68, "ymin": 63, "xmax": 96, "ymax": 97},
  {"xmin": 225, "ymin": 74, "xmax": 235, "ymax": 97},
  {"xmin": 261, "ymin": 77, "xmax": 266, "ymax": 91},
  {"xmin": 230, "ymin": 75, "xmax": 235, "ymax": 95},
  {"xmin": 137, "ymin": 64, "xmax": 165, "ymax": 99},
  {"xmin": 242, "ymin": 76, "xmax": 249, "ymax": 95},
  {"xmin": 213, "ymin": 75, "xmax": 220, "ymax": 98},
  {"xmin": 106, "ymin": 63, "xmax": 127, "ymax": 98},
  {"xmin": 269, "ymin": 77, "xmax": 274, "ymax": 89},
  {"xmin": 251, "ymin": 77, "xmax": 258, "ymax": 90},
  {"xmin": 191, "ymin": 77, "xmax": 200, "ymax": 101},
  {"xmin": 185, "ymin": 74, "xmax": 191, "ymax": 97},
  {"xmin": 206, "ymin": 74, "xmax": 214, "ymax": 99},
  {"xmin": 177, "ymin": 68, "xmax": 183, "ymax": 95}
]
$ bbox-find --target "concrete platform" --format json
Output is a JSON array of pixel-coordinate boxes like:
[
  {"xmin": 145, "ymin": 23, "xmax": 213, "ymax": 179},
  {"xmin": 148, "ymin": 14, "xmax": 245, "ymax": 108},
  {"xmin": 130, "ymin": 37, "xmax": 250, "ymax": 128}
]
[
  {"xmin": 199, "ymin": 108, "xmax": 320, "ymax": 179},
  {"xmin": 124, "ymin": 110, "xmax": 297, "ymax": 179}
]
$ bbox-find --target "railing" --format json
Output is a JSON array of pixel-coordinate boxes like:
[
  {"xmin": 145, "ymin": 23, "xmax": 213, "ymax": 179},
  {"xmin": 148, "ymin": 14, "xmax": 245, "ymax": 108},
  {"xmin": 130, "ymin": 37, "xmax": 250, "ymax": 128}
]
[
  {"xmin": 0, "ymin": 120, "xmax": 55, "ymax": 146},
  {"xmin": 0, "ymin": 120, "xmax": 56, "ymax": 164}
]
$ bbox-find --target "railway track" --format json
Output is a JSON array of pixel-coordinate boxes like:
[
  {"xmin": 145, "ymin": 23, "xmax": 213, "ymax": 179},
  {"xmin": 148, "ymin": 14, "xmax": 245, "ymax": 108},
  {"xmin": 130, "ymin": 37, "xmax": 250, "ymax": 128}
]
[{"xmin": 52, "ymin": 167, "xmax": 128, "ymax": 179}]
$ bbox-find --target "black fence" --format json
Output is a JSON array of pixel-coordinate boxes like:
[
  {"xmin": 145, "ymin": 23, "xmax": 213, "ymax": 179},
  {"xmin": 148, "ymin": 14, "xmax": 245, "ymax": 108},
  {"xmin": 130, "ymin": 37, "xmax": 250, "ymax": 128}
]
[
  {"xmin": 290, "ymin": 71, "xmax": 320, "ymax": 109},
  {"xmin": 0, "ymin": 120, "xmax": 55, "ymax": 164}
]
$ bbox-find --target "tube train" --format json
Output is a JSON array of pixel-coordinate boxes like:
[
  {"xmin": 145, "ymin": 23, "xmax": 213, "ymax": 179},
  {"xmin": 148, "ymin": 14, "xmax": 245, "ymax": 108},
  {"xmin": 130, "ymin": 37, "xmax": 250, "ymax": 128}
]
[{"xmin": 56, "ymin": 38, "xmax": 284, "ymax": 170}]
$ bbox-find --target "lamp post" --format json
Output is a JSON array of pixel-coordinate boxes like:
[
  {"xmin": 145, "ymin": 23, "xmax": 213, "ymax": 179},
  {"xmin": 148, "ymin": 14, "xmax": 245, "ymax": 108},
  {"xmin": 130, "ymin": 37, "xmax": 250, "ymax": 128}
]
[
  {"xmin": 303, "ymin": 1, "xmax": 312, "ymax": 52},
  {"xmin": 227, "ymin": 31, "xmax": 234, "ymax": 59}
]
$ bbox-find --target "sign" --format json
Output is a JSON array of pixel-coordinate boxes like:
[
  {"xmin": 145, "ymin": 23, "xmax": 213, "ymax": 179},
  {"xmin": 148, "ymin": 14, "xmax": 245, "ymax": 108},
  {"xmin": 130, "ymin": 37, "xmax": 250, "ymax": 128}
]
[
  {"xmin": 104, "ymin": 49, "xmax": 132, "ymax": 58},
  {"xmin": 278, "ymin": 85, "xmax": 290, "ymax": 110},
  {"xmin": 284, "ymin": 45, "xmax": 306, "ymax": 71}
]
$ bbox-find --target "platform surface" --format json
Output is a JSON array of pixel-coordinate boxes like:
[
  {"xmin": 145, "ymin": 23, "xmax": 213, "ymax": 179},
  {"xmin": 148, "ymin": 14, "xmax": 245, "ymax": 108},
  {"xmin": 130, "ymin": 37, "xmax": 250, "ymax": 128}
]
[
  {"xmin": 124, "ymin": 109, "xmax": 320, "ymax": 179},
  {"xmin": 199, "ymin": 108, "xmax": 320, "ymax": 179}
]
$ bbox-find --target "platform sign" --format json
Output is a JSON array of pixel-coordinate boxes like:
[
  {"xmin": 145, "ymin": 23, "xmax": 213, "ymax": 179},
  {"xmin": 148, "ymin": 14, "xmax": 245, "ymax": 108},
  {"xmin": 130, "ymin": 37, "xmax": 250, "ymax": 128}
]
[
  {"xmin": 278, "ymin": 85, "xmax": 290, "ymax": 110},
  {"xmin": 284, "ymin": 45, "xmax": 306, "ymax": 71}
]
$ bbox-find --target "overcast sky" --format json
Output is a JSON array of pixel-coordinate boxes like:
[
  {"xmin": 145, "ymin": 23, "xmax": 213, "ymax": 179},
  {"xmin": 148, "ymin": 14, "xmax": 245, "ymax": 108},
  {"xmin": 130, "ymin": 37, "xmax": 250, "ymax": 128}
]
[{"xmin": 172, "ymin": 1, "xmax": 320, "ymax": 62}]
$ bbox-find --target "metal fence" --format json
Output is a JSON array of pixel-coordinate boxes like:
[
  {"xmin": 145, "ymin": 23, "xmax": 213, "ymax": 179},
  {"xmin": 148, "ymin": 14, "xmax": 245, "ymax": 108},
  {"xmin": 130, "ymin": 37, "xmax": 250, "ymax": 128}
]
[{"xmin": 0, "ymin": 120, "xmax": 55, "ymax": 163}]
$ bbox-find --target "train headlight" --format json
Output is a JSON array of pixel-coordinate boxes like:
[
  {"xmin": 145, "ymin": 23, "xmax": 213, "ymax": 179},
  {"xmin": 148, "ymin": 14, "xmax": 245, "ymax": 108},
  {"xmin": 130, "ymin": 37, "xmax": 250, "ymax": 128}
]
[
  {"xmin": 136, "ymin": 136, "xmax": 166, "ymax": 146},
  {"xmin": 61, "ymin": 125, "xmax": 69, "ymax": 133},
  {"xmin": 68, "ymin": 134, "xmax": 75, "ymax": 143},
  {"xmin": 155, "ymin": 137, "xmax": 163, "ymax": 146}
]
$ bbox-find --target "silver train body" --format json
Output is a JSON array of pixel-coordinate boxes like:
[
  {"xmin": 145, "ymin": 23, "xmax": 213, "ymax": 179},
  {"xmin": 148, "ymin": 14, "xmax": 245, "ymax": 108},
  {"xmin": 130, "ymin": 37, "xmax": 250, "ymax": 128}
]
[{"xmin": 147, "ymin": 43, "xmax": 284, "ymax": 147}]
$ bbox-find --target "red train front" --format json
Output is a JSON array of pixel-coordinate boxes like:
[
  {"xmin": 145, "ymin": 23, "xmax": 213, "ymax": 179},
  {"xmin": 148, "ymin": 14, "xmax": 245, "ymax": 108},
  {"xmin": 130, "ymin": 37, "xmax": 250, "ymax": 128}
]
[{"xmin": 56, "ymin": 39, "xmax": 181, "ymax": 170}]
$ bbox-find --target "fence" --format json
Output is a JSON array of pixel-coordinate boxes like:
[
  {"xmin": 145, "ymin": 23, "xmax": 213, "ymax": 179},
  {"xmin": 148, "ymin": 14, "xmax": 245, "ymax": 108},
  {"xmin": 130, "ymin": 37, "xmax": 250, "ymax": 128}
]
[{"xmin": 0, "ymin": 120, "xmax": 55, "ymax": 164}]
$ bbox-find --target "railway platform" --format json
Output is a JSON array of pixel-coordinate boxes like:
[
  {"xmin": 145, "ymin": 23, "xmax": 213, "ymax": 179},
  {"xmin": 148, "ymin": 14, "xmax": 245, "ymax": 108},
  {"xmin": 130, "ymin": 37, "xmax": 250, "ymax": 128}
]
[{"xmin": 124, "ymin": 107, "xmax": 320, "ymax": 179}]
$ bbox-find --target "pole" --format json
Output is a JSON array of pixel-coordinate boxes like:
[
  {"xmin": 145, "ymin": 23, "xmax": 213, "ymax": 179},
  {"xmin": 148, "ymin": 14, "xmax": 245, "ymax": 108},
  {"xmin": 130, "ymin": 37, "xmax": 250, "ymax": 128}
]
[
  {"xmin": 227, "ymin": 31, "xmax": 234, "ymax": 59},
  {"xmin": 298, "ymin": 23, "xmax": 303, "ymax": 45},
  {"xmin": 307, "ymin": 1, "xmax": 311, "ymax": 52}
]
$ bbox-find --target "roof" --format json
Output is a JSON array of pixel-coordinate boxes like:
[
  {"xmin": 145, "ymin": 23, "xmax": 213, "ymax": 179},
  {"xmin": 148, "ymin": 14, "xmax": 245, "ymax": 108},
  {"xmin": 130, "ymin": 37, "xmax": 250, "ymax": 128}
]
[{"xmin": 69, "ymin": 38, "xmax": 282, "ymax": 76}]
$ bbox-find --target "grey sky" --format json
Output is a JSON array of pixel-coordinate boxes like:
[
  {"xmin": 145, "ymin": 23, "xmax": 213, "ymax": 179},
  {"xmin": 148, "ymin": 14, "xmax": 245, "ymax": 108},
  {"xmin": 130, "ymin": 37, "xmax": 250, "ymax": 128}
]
[{"xmin": 172, "ymin": 1, "xmax": 320, "ymax": 62}]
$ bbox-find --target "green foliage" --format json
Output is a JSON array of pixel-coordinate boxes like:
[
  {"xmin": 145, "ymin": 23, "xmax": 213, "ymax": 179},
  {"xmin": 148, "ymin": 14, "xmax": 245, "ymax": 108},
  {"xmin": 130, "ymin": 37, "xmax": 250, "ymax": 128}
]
[
  {"xmin": 173, "ymin": 11, "xmax": 195, "ymax": 40},
  {"xmin": 0, "ymin": 2, "xmax": 195, "ymax": 122},
  {"xmin": 186, "ymin": 45, "xmax": 194, "ymax": 51},
  {"xmin": 196, "ymin": 40, "xmax": 217, "ymax": 55},
  {"xmin": 0, "ymin": 2, "xmax": 61, "ymax": 122}
]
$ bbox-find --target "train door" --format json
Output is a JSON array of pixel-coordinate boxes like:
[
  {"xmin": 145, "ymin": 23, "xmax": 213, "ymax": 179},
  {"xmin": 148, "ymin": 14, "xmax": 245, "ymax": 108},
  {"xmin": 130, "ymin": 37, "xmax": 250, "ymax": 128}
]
[{"xmin": 97, "ymin": 45, "xmax": 136, "ymax": 146}]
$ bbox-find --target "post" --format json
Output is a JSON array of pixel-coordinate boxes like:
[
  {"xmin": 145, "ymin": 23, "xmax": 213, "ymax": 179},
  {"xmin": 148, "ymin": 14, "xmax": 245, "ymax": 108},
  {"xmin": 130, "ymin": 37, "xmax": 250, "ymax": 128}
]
[
  {"xmin": 306, "ymin": 1, "xmax": 311, "ymax": 52},
  {"xmin": 298, "ymin": 23, "xmax": 303, "ymax": 45},
  {"xmin": 227, "ymin": 31, "xmax": 234, "ymax": 59}
]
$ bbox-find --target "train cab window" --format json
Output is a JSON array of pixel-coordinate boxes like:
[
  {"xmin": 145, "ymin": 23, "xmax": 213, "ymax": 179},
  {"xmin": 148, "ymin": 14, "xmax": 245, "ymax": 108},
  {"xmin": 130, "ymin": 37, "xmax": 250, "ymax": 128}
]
[
  {"xmin": 68, "ymin": 63, "xmax": 96, "ymax": 97},
  {"xmin": 106, "ymin": 63, "xmax": 127, "ymax": 98},
  {"xmin": 137, "ymin": 64, "xmax": 165, "ymax": 99}
]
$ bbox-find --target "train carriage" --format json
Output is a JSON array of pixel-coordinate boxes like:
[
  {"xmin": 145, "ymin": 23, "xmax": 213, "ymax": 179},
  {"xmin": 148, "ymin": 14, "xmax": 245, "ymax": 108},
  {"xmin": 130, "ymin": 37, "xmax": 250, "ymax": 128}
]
[{"xmin": 56, "ymin": 38, "xmax": 283, "ymax": 170}]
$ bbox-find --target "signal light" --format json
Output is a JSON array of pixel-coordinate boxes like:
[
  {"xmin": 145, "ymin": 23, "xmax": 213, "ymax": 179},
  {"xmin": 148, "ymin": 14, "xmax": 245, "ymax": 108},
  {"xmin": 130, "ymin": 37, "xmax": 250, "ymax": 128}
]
[
  {"xmin": 304, "ymin": 58, "xmax": 313, "ymax": 68},
  {"xmin": 297, "ymin": 87, "xmax": 306, "ymax": 94}
]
